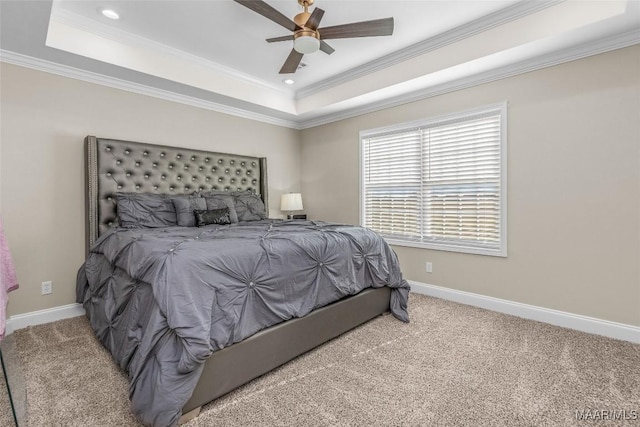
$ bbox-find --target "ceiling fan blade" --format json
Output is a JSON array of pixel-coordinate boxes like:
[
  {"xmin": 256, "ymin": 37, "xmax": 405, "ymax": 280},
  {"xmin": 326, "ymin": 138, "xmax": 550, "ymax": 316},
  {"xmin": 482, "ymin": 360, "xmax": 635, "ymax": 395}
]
[
  {"xmin": 279, "ymin": 49, "xmax": 304, "ymax": 74},
  {"xmin": 319, "ymin": 40, "xmax": 335, "ymax": 55},
  {"xmin": 319, "ymin": 17, "xmax": 394, "ymax": 40},
  {"xmin": 267, "ymin": 35, "xmax": 294, "ymax": 43},
  {"xmin": 305, "ymin": 7, "xmax": 325, "ymax": 31},
  {"xmin": 234, "ymin": 0, "xmax": 299, "ymax": 32}
]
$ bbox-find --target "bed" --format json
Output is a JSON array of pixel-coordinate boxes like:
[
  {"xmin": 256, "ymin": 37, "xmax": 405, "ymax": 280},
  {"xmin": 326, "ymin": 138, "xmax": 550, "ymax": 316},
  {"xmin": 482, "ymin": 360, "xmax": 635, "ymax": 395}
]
[{"xmin": 76, "ymin": 136, "xmax": 410, "ymax": 426}]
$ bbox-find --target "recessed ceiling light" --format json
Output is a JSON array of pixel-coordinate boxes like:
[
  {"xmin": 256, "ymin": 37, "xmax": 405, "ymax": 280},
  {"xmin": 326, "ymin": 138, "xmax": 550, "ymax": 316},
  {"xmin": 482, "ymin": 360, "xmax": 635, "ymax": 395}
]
[
  {"xmin": 283, "ymin": 79, "xmax": 295, "ymax": 85},
  {"xmin": 100, "ymin": 9, "xmax": 120, "ymax": 20}
]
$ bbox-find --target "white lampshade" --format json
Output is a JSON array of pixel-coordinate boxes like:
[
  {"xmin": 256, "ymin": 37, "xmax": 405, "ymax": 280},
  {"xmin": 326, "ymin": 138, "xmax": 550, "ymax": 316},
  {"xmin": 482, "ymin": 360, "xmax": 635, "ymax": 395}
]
[
  {"xmin": 281, "ymin": 193, "xmax": 304, "ymax": 211},
  {"xmin": 293, "ymin": 35, "xmax": 320, "ymax": 54}
]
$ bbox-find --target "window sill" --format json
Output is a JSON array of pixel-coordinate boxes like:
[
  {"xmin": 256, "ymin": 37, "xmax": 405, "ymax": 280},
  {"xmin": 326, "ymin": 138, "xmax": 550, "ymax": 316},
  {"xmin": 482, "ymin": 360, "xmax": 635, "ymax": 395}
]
[{"xmin": 383, "ymin": 238, "xmax": 507, "ymax": 258}]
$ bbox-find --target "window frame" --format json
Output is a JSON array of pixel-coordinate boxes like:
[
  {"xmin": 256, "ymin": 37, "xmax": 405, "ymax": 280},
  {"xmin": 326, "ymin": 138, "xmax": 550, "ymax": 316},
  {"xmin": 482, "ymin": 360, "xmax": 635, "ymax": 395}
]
[{"xmin": 359, "ymin": 103, "xmax": 508, "ymax": 257}]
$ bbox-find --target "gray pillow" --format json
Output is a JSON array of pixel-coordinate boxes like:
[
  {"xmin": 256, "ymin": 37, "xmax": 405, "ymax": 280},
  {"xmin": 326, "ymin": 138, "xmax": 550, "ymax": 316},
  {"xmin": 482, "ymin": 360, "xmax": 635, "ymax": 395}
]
[
  {"xmin": 232, "ymin": 191, "xmax": 266, "ymax": 222},
  {"xmin": 172, "ymin": 196, "xmax": 206, "ymax": 227},
  {"xmin": 204, "ymin": 195, "xmax": 239, "ymax": 224},
  {"xmin": 116, "ymin": 193, "xmax": 177, "ymax": 228}
]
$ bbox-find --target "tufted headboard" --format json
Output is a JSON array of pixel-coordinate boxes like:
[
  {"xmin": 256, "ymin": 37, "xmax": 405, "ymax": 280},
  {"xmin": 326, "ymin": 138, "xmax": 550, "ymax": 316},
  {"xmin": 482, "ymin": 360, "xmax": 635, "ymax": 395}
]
[{"xmin": 85, "ymin": 135, "xmax": 268, "ymax": 253}]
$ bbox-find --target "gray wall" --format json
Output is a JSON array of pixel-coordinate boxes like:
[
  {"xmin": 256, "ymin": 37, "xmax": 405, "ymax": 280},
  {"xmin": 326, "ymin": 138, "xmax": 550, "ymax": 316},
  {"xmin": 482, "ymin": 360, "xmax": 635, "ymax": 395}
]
[
  {"xmin": 0, "ymin": 63, "xmax": 301, "ymax": 316},
  {"xmin": 2, "ymin": 46, "xmax": 638, "ymax": 328},
  {"xmin": 301, "ymin": 46, "xmax": 640, "ymax": 327}
]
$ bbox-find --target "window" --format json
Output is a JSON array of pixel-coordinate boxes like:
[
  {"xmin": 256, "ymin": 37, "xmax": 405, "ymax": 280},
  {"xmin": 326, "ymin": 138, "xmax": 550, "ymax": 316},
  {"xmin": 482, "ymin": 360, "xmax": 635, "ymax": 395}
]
[{"xmin": 360, "ymin": 103, "xmax": 507, "ymax": 257}]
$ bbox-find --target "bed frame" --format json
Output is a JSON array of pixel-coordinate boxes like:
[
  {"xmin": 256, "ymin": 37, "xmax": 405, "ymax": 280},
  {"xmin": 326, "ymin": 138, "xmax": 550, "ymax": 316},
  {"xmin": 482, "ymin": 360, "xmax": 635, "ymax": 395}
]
[{"xmin": 84, "ymin": 135, "xmax": 391, "ymax": 422}]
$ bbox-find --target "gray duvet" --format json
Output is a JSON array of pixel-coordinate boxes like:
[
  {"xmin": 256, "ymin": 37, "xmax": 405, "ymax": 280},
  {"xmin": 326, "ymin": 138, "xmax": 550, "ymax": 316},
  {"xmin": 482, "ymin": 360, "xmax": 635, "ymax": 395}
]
[{"xmin": 76, "ymin": 220, "xmax": 410, "ymax": 426}]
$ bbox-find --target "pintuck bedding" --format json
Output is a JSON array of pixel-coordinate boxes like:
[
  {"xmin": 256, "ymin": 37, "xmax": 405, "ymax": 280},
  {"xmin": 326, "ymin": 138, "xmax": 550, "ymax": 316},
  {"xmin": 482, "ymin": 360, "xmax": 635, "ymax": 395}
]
[{"xmin": 76, "ymin": 219, "xmax": 410, "ymax": 426}]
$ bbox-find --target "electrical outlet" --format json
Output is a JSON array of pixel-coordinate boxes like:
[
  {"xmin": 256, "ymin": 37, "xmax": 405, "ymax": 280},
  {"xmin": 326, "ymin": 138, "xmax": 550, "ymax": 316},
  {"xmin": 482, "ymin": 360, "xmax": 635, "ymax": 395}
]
[
  {"xmin": 41, "ymin": 281, "xmax": 52, "ymax": 295},
  {"xmin": 425, "ymin": 262, "xmax": 433, "ymax": 273}
]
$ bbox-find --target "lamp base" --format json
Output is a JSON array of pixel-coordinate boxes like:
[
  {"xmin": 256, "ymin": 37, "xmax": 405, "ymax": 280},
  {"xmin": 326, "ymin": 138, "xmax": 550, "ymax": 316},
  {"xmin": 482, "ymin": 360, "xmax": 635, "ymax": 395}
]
[{"xmin": 287, "ymin": 214, "xmax": 307, "ymax": 220}]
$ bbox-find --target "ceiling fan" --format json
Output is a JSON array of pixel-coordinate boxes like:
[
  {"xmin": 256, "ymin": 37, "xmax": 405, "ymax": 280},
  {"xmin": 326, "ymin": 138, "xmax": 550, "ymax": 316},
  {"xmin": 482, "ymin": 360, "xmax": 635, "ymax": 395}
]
[{"xmin": 233, "ymin": 0, "xmax": 394, "ymax": 74}]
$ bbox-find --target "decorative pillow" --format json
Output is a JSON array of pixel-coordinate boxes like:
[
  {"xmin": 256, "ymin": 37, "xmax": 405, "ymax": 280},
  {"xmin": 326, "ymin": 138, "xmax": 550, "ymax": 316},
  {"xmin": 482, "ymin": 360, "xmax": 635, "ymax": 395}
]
[
  {"xmin": 172, "ymin": 196, "xmax": 206, "ymax": 227},
  {"xmin": 232, "ymin": 192, "xmax": 266, "ymax": 222},
  {"xmin": 194, "ymin": 208, "xmax": 232, "ymax": 227},
  {"xmin": 204, "ymin": 195, "xmax": 239, "ymax": 224},
  {"xmin": 116, "ymin": 193, "xmax": 177, "ymax": 228}
]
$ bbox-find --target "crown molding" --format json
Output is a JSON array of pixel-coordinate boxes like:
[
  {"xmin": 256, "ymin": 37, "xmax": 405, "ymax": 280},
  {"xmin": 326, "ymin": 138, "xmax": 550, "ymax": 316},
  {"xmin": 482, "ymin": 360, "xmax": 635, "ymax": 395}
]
[
  {"xmin": 296, "ymin": 29, "xmax": 640, "ymax": 129},
  {"xmin": 50, "ymin": 6, "xmax": 293, "ymax": 97},
  {"xmin": 0, "ymin": 49, "xmax": 301, "ymax": 129},
  {"xmin": 295, "ymin": 0, "xmax": 563, "ymax": 100},
  {"xmin": 2, "ymin": 27, "xmax": 637, "ymax": 132}
]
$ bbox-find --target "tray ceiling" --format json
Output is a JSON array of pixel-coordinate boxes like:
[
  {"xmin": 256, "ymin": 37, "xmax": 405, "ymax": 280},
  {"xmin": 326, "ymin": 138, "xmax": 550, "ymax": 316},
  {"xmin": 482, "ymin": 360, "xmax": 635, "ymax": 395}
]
[{"xmin": 1, "ymin": 0, "xmax": 638, "ymax": 128}]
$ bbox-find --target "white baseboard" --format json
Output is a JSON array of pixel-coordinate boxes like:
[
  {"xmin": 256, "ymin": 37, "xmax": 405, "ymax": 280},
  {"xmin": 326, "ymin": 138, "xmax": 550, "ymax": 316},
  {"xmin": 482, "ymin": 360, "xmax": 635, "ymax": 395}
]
[
  {"xmin": 5, "ymin": 286, "xmax": 639, "ymax": 344},
  {"xmin": 5, "ymin": 303, "xmax": 85, "ymax": 336},
  {"xmin": 409, "ymin": 281, "xmax": 640, "ymax": 344}
]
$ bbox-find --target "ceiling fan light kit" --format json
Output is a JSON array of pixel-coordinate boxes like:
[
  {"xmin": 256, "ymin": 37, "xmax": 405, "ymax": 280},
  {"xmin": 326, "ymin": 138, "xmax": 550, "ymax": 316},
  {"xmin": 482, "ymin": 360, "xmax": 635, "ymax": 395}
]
[
  {"xmin": 294, "ymin": 31, "xmax": 320, "ymax": 54},
  {"xmin": 234, "ymin": 0, "xmax": 394, "ymax": 74}
]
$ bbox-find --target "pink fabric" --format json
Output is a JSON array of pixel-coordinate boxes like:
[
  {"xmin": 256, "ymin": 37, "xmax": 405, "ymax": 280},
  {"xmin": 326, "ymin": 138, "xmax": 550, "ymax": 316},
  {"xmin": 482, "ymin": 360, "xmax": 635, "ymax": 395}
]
[{"xmin": 0, "ymin": 217, "xmax": 19, "ymax": 340}]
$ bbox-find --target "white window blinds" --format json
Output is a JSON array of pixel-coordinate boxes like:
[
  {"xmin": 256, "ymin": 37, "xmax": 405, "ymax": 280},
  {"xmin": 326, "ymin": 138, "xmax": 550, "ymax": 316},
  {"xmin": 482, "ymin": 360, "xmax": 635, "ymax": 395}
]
[{"xmin": 361, "ymin": 104, "xmax": 506, "ymax": 256}]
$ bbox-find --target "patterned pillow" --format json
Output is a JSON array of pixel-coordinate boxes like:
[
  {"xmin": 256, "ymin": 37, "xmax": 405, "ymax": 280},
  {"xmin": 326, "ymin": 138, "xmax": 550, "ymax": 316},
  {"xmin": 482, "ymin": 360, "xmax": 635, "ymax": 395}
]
[
  {"xmin": 194, "ymin": 208, "xmax": 232, "ymax": 227},
  {"xmin": 116, "ymin": 193, "xmax": 177, "ymax": 228},
  {"xmin": 204, "ymin": 195, "xmax": 239, "ymax": 224},
  {"xmin": 172, "ymin": 196, "xmax": 206, "ymax": 227},
  {"xmin": 232, "ymin": 191, "xmax": 266, "ymax": 222}
]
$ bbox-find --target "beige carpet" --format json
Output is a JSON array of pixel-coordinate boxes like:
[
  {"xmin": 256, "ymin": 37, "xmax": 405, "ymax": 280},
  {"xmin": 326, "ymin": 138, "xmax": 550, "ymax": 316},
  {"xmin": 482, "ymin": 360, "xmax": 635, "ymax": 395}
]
[{"xmin": 2, "ymin": 293, "xmax": 639, "ymax": 426}]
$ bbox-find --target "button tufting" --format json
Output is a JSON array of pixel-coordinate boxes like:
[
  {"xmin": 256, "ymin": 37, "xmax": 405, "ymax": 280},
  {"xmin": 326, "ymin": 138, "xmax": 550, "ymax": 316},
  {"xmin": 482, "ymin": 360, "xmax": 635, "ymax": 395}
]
[
  {"xmin": 191, "ymin": 156, "xmax": 196, "ymax": 161},
  {"xmin": 135, "ymin": 185, "xmax": 140, "ymax": 189},
  {"xmin": 177, "ymin": 176, "xmax": 181, "ymax": 180},
  {"xmin": 169, "ymin": 165, "xmax": 173, "ymax": 169},
  {"xmin": 206, "ymin": 177, "xmax": 210, "ymax": 181},
  {"xmin": 135, "ymin": 162, "xmax": 140, "ymax": 167},
  {"xmin": 160, "ymin": 153, "xmax": 165, "ymax": 157},
  {"xmin": 169, "ymin": 248, "xmax": 174, "ymax": 252},
  {"xmin": 218, "ymin": 159, "xmax": 223, "ymax": 164},
  {"xmin": 107, "ymin": 197, "xmax": 112, "ymax": 201},
  {"xmin": 106, "ymin": 172, "xmax": 112, "ymax": 177},
  {"xmin": 230, "ymin": 160, "xmax": 235, "ymax": 165},
  {"xmin": 230, "ymin": 179, "xmax": 235, "ymax": 183},
  {"xmin": 319, "ymin": 262, "xmax": 324, "ymax": 266},
  {"xmin": 126, "ymin": 173, "xmax": 131, "ymax": 177},
  {"xmin": 125, "ymin": 150, "xmax": 130, "ymax": 154},
  {"xmin": 117, "ymin": 185, "xmax": 122, "ymax": 189},
  {"xmin": 192, "ymin": 177, "xmax": 196, "ymax": 181},
  {"xmin": 106, "ymin": 147, "xmax": 111, "ymax": 151},
  {"xmin": 152, "ymin": 163, "xmax": 157, "ymax": 167},
  {"xmin": 184, "ymin": 165, "xmax": 188, "ymax": 170},
  {"xmin": 241, "ymin": 162, "xmax": 246, "ymax": 166},
  {"xmin": 246, "ymin": 171, "xmax": 252, "ymax": 175},
  {"xmin": 153, "ymin": 186, "xmax": 158, "ymax": 190},
  {"xmin": 218, "ymin": 178, "xmax": 223, "ymax": 182},
  {"xmin": 161, "ymin": 175, "xmax": 166, "ymax": 180},
  {"xmin": 116, "ymin": 160, "xmax": 121, "ymax": 165},
  {"xmin": 144, "ymin": 174, "xmax": 149, "ymax": 179},
  {"xmin": 143, "ymin": 151, "xmax": 148, "ymax": 156},
  {"xmin": 170, "ymin": 187, "xmax": 174, "ymax": 190},
  {"xmin": 225, "ymin": 169, "xmax": 230, "ymax": 174},
  {"xmin": 199, "ymin": 167, "xmax": 203, "ymax": 171},
  {"xmin": 205, "ymin": 158, "xmax": 210, "ymax": 162},
  {"xmin": 177, "ymin": 154, "xmax": 182, "ymax": 159},
  {"xmin": 236, "ymin": 170, "xmax": 241, "ymax": 175}
]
